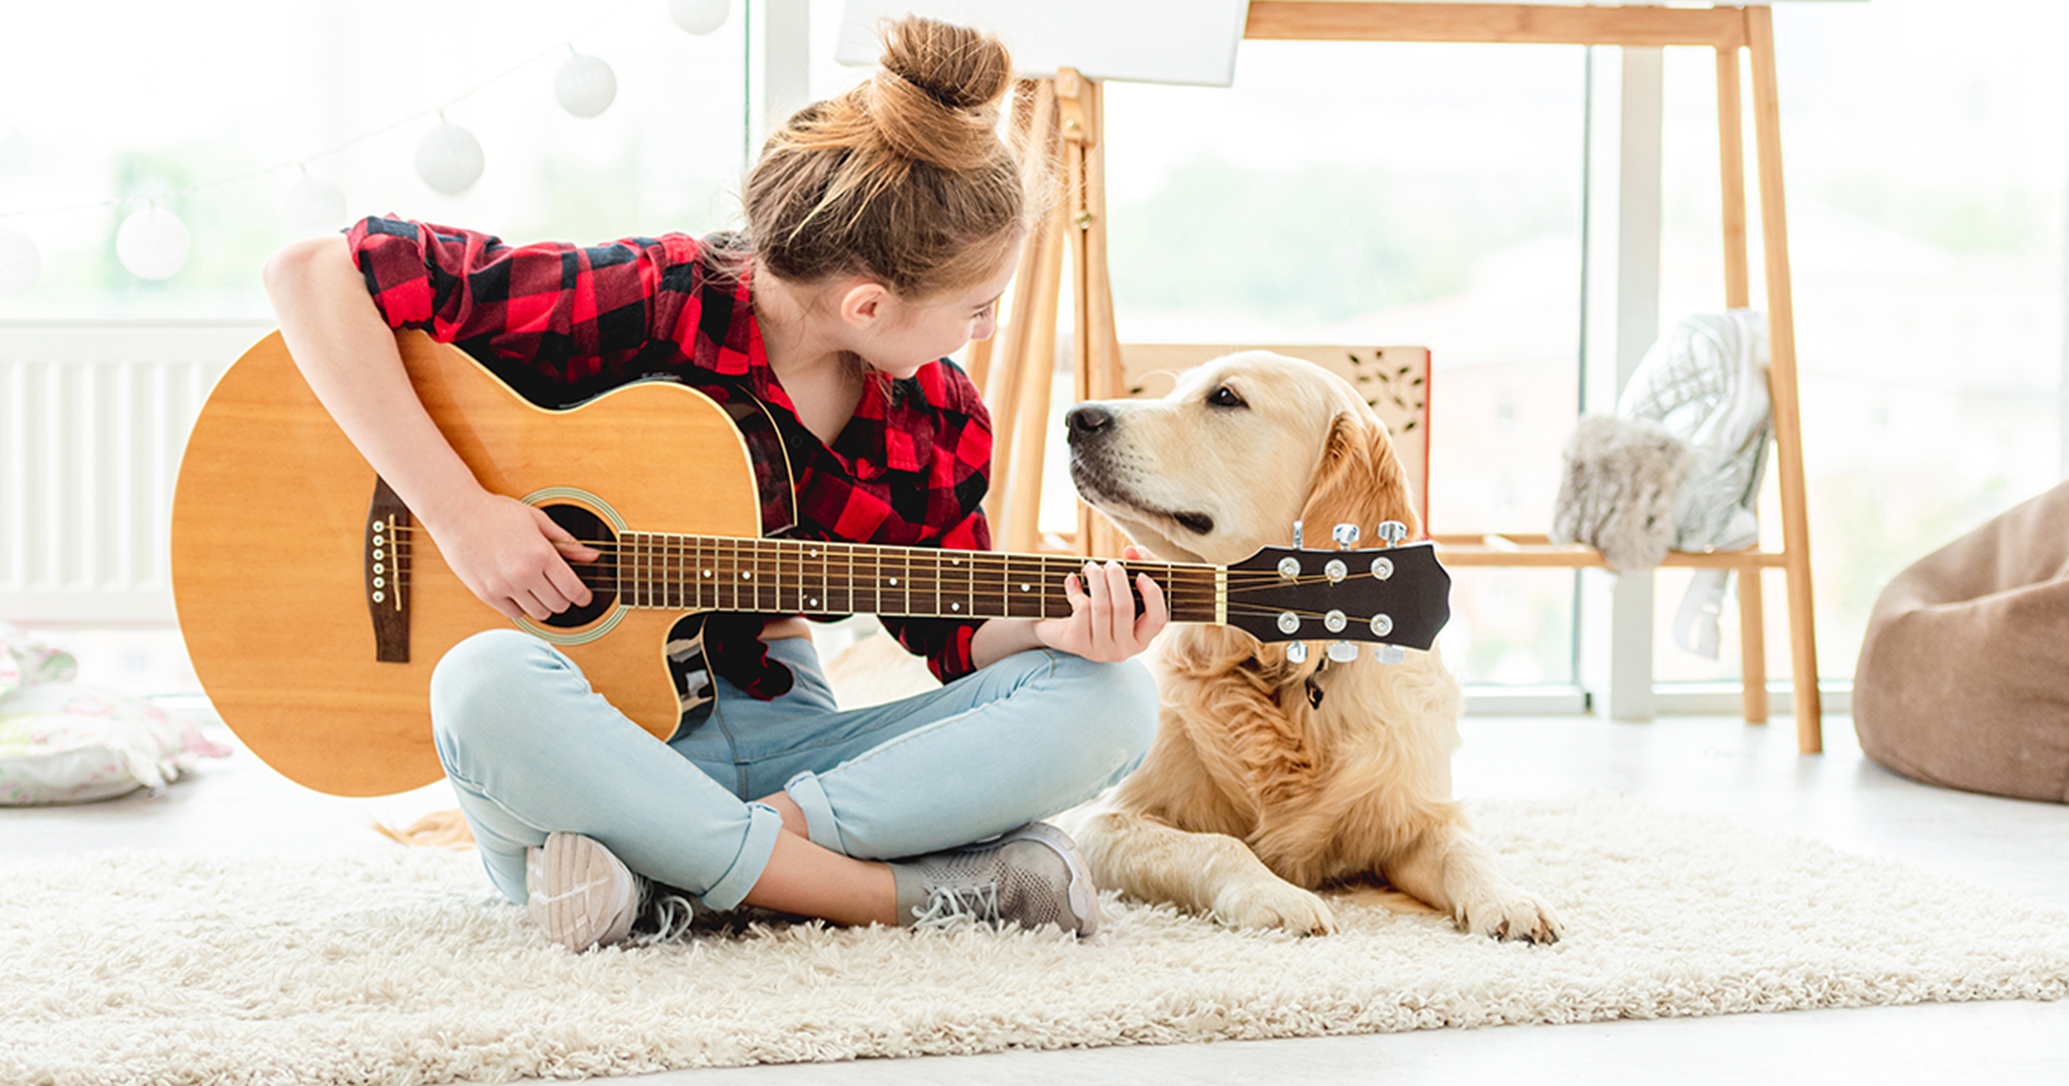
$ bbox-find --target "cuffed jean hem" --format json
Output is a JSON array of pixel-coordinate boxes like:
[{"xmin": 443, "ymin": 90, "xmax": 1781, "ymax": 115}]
[
  {"xmin": 783, "ymin": 772, "xmax": 846, "ymax": 856},
  {"xmin": 700, "ymin": 800, "xmax": 787, "ymax": 911}
]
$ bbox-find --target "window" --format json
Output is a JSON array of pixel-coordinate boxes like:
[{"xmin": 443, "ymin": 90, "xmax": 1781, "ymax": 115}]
[
  {"xmin": 1099, "ymin": 39, "xmax": 1589, "ymax": 688},
  {"xmin": 0, "ymin": 0, "xmax": 750, "ymax": 321}
]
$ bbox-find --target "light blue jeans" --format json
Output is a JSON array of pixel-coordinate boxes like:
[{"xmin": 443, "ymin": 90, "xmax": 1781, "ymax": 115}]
[{"xmin": 428, "ymin": 629, "xmax": 1158, "ymax": 911}]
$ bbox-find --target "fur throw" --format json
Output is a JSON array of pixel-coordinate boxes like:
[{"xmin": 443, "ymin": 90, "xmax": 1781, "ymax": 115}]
[{"xmin": 1549, "ymin": 415, "xmax": 1696, "ymax": 572}]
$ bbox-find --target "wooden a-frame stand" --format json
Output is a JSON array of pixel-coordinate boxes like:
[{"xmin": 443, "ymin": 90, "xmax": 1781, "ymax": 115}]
[
  {"xmin": 974, "ymin": 2, "xmax": 1823, "ymax": 754},
  {"xmin": 965, "ymin": 67, "xmax": 1128, "ymax": 562}
]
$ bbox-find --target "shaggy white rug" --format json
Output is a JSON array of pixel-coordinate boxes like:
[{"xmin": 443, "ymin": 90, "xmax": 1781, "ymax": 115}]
[{"xmin": 6, "ymin": 794, "xmax": 2066, "ymax": 1086}]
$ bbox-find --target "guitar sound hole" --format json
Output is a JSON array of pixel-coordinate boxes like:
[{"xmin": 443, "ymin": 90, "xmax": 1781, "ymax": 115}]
[{"xmin": 539, "ymin": 504, "xmax": 617, "ymax": 629}]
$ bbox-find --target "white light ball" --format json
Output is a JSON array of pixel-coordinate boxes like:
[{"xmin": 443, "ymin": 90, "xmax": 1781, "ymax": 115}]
[
  {"xmin": 415, "ymin": 122, "xmax": 485, "ymax": 195},
  {"xmin": 280, "ymin": 173, "xmax": 349, "ymax": 238},
  {"xmin": 0, "ymin": 227, "xmax": 39, "ymax": 295},
  {"xmin": 116, "ymin": 207, "xmax": 190, "ymax": 281},
  {"xmin": 555, "ymin": 53, "xmax": 618, "ymax": 118},
  {"xmin": 669, "ymin": 0, "xmax": 729, "ymax": 35}
]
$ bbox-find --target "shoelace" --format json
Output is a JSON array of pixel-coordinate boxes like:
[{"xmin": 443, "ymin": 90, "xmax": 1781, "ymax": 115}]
[
  {"xmin": 908, "ymin": 881, "xmax": 1000, "ymax": 929},
  {"xmin": 631, "ymin": 891, "xmax": 699, "ymax": 946}
]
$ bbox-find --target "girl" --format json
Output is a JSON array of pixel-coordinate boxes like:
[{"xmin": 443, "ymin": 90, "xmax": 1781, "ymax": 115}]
[{"xmin": 263, "ymin": 17, "xmax": 1163, "ymax": 951}]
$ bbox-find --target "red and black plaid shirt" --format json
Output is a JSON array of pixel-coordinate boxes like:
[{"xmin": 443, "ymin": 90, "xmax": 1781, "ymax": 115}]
[{"xmin": 346, "ymin": 216, "xmax": 994, "ymax": 696}]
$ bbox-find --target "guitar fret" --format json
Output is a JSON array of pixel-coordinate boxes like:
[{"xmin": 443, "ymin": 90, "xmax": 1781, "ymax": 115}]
[
  {"xmin": 656, "ymin": 533, "xmax": 668, "ymax": 610},
  {"xmin": 619, "ymin": 532, "xmax": 632, "ymax": 608},
  {"xmin": 668, "ymin": 534, "xmax": 680, "ymax": 610},
  {"xmin": 725, "ymin": 537, "xmax": 736, "ymax": 609},
  {"xmin": 628, "ymin": 532, "xmax": 642, "ymax": 609},
  {"xmin": 697, "ymin": 536, "xmax": 711, "ymax": 608},
  {"xmin": 756, "ymin": 538, "xmax": 769, "ymax": 611}
]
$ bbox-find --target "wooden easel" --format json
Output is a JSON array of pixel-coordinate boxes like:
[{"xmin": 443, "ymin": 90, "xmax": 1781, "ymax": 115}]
[
  {"xmin": 976, "ymin": 2, "xmax": 1822, "ymax": 754},
  {"xmin": 965, "ymin": 68, "xmax": 1126, "ymax": 559}
]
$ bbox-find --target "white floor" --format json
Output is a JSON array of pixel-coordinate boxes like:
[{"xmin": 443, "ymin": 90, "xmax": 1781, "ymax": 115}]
[{"xmin": 7, "ymin": 685, "xmax": 2069, "ymax": 1085}]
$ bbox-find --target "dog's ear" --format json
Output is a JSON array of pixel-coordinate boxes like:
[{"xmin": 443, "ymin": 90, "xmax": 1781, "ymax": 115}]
[{"xmin": 1297, "ymin": 411, "xmax": 1422, "ymax": 543}]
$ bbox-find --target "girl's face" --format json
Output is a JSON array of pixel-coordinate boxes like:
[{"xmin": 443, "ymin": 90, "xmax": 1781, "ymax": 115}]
[{"xmin": 855, "ymin": 243, "xmax": 1022, "ymax": 380}]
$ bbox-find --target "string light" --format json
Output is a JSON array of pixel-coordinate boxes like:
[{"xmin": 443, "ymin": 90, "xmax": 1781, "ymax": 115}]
[
  {"xmin": 280, "ymin": 171, "xmax": 349, "ymax": 238},
  {"xmin": 669, "ymin": 0, "xmax": 729, "ymax": 36},
  {"xmin": 555, "ymin": 50, "xmax": 619, "ymax": 118},
  {"xmin": 414, "ymin": 119, "xmax": 487, "ymax": 196},
  {"xmin": 0, "ymin": 228, "xmax": 38, "ymax": 295},
  {"xmin": 115, "ymin": 207, "xmax": 190, "ymax": 281},
  {"xmin": 0, "ymin": 0, "xmax": 729, "ymax": 289}
]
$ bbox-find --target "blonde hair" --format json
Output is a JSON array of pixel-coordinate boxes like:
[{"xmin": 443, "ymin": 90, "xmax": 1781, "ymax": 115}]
[{"xmin": 743, "ymin": 17, "xmax": 1034, "ymax": 299}]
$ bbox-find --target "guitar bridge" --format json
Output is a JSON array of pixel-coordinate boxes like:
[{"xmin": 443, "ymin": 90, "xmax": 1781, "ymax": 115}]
[{"xmin": 366, "ymin": 477, "xmax": 411, "ymax": 663}]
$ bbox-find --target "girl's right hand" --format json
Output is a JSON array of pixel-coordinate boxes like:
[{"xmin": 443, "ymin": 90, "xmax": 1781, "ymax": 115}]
[{"xmin": 429, "ymin": 492, "xmax": 601, "ymax": 622}]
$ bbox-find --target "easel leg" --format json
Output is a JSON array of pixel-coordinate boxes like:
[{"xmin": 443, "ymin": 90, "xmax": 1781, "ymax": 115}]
[
  {"xmin": 1738, "ymin": 567, "xmax": 1768, "ymax": 723},
  {"xmin": 983, "ymin": 81, "xmax": 1059, "ymax": 541},
  {"xmin": 1004, "ymin": 208, "xmax": 1069, "ymax": 553},
  {"xmin": 1747, "ymin": 6, "xmax": 1822, "ymax": 751},
  {"xmin": 1716, "ymin": 43, "xmax": 1767, "ymax": 726}
]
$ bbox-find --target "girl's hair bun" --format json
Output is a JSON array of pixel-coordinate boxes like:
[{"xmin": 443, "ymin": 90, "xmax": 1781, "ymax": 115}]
[
  {"xmin": 878, "ymin": 16, "xmax": 1014, "ymax": 112},
  {"xmin": 867, "ymin": 17, "xmax": 1013, "ymax": 171}
]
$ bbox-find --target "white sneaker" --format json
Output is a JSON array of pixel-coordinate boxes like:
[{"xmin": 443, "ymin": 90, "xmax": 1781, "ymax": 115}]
[
  {"xmin": 889, "ymin": 822, "xmax": 1100, "ymax": 937},
  {"xmin": 525, "ymin": 832, "xmax": 643, "ymax": 952}
]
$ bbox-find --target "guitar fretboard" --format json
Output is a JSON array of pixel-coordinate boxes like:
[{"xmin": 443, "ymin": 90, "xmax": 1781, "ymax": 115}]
[{"xmin": 601, "ymin": 533, "xmax": 1222, "ymax": 622}]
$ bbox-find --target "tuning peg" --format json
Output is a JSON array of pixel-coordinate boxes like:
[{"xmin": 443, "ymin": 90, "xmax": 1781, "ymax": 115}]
[
  {"xmin": 1376, "ymin": 520, "xmax": 1408, "ymax": 547},
  {"xmin": 1292, "ymin": 520, "xmax": 1305, "ymax": 548},
  {"xmin": 1285, "ymin": 641, "xmax": 1309, "ymax": 663},
  {"xmin": 1332, "ymin": 523, "xmax": 1361, "ymax": 549},
  {"xmin": 1326, "ymin": 640, "xmax": 1358, "ymax": 663},
  {"xmin": 1372, "ymin": 645, "xmax": 1406, "ymax": 665}
]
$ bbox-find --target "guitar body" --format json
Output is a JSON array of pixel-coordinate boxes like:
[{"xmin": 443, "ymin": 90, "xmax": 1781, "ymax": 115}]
[{"xmin": 172, "ymin": 331, "xmax": 761, "ymax": 797}]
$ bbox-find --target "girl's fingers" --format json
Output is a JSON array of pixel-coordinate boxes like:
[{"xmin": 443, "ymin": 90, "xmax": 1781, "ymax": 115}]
[
  {"xmin": 1134, "ymin": 571, "xmax": 1168, "ymax": 640},
  {"xmin": 1101, "ymin": 560, "xmax": 1135, "ymax": 642},
  {"xmin": 1083, "ymin": 563, "xmax": 1113, "ymax": 647}
]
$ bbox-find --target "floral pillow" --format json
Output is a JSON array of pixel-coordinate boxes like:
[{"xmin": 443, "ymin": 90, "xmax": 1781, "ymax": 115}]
[{"xmin": 0, "ymin": 628, "xmax": 230, "ymax": 805}]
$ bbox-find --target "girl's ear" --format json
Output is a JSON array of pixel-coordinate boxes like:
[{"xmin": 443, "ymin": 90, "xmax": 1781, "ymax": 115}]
[{"xmin": 838, "ymin": 280, "xmax": 893, "ymax": 331}]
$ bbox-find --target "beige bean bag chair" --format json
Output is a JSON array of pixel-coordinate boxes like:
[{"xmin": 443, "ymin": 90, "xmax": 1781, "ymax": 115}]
[{"xmin": 1853, "ymin": 481, "xmax": 2069, "ymax": 803}]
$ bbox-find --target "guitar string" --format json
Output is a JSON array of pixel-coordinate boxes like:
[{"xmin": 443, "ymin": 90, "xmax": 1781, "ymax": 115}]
[
  {"xmin": 375, "ymin": 527, "xmax": 1421, "ymax": 617},
  {"xmin": 374, "ymin": 531, "xmax": 1416, "ymax": 625},
  {"xmin": 373, "ymin": 525, "xmax": 1402, "ymax": 590},
  {"xmin": 374, "ymin": 529, "xmax": 1399, "ymax": 623}
]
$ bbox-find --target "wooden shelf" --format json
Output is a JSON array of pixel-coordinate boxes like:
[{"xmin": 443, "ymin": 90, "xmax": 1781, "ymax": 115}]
[{"xmin": 1434, "ymin": 535, "xmax": 1790, "ymax": 570}]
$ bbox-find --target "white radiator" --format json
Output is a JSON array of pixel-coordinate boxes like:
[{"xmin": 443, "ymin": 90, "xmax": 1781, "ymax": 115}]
[{"xmin": 1, "ymin": 322, "xmax": 270, "ymax": 627}]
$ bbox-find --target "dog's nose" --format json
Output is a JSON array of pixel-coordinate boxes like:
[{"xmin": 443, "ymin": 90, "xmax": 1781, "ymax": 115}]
[{"xmin": 1066, "ymin": 403, "xmax": 1113, "ymax": 435}]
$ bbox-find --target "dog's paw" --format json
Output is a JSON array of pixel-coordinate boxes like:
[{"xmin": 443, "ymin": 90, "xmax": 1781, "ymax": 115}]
[
  {"xmin": 1210, "ymin": 881, "xmax": 1337, "ymax": 935},
  {"xmin": 1456, "ymin": 890, "xmax": 1561, "ymax": 944}
]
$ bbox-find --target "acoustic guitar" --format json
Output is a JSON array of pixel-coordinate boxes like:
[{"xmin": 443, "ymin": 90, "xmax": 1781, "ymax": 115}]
[{"xmin": 171, "ymin": 331, "xmax": 1450, "ymax": 797}]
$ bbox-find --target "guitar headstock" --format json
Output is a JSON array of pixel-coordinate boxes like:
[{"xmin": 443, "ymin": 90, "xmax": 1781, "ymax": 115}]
[{"xmin": 1223, "ymin": 528, "xmax": 1451, "ymax": 657}]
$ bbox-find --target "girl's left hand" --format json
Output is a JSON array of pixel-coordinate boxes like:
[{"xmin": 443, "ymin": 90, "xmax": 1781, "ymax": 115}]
[{"xmin": 1034, "ymin": 546, "xmax": 1169, "ymax": 662}]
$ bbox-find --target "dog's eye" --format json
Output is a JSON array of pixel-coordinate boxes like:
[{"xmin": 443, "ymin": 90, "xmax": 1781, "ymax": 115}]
[{"xmin": 1207, "ymin": 385, "xmax": 1246, "ymax": 409}]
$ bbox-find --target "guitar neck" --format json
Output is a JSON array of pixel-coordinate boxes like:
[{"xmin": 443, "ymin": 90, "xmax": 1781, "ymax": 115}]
[{"xmin": 602, "ymin": 533, "xmax": 1223, "ymax": 624}]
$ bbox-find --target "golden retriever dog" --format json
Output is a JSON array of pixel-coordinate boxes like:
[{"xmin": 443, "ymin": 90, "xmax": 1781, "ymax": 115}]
[{"xmin": 1052, "ymin": 350, "xmax": 1560, "ymax": 942}]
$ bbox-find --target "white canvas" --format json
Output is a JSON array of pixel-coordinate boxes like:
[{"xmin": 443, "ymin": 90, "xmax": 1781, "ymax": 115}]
[{"xmin": 835, "ymin": 0, "xmax": 1250, "ymax": 87}]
